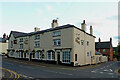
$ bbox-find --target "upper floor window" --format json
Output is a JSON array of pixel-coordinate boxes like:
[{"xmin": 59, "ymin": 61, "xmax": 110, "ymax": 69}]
[
  {"xmin": 90, "ymin": 51, "xmax": 92, "ymax": 56},
  {"xmin": 53, "ymin": 31, "xmax": 61, "ymax": 37},
  {"xmin": 103, "ymin": 49, "xmax": 106, "ymax": 52},
  {"xmin": 87, "ymin": 52, "xmax": 89, "ymax": 56},
  {"xmin": 19, "ymin": 38, "xmax": 23, "ymax": 42},
  {"xmin": 34, "ymin": 41, "xmax": 40, "ymax": 47},
  {"xmin": 87, "ymin": 41, "xmax": 89, "ymax": 46},
  {"xmin": 53, "ymin": 39, "xmax": 61, "ymax": 46},
  {"xmin": 20, "ymin": 44, "xmax": 23, "ymax": 49},
  {"xmin": 35, "ymin": 35, "xmax": 40, "ymax": 40},
  {"xmin": 11, "ymin": 41, "xmax": 13, "ymax": 48},
  {"xmin": 81, "ymin": 40, "xmax": 84, "ymax": 45}
]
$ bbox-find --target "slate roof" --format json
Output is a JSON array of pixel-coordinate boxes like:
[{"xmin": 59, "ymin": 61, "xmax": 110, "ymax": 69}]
[
  {"xmin": 8, "ymin": 31, "xmax": 28, "ymax": 39},
  {"xmin": 95, "ymin": 50, "xmax": 103, "ymax": 55},
  {"xmin": 0, "ymin": 37, "xmax": 8, "ymax": 43},
  {"xmin": 95, "ymin": 42, "xmax": 111, "ymax": 49},
  {"xmin": 9, "ymin": 24, "xmax": 96, "ymax": 39}
]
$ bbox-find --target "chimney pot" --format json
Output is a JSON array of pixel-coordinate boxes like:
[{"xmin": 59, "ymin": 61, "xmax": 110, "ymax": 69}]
[
  {"xmin": 52, "ymin": 19, "xmax": 58, "ymax": 28},
  {"xmin": 34, "ymin": 27, "xmax": 40, "ymax": 32},
  {"xmin": 99, "ymin": 38, "xmax": 101, "ymax": 42},
  {"xmin": 83, "ymin": 20, "xmax": 85, "ymax": 24},
  {"xmin": 90, "ymin": 25, "xmax": 93, "ymax": 35},
  {"xmin": 110, "ymin": 37, "xmax": 112, "ymax": 42},
  {"xmin": 81, "ymin": 20, "xmax": 86, "ymax": 32}
]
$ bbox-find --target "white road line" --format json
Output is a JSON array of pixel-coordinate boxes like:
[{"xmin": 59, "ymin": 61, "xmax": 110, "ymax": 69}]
[
  {"xmin": 100, "ymin": 72, "xmax": 103, "ymax": 74},
  {"xmin": 29, "ymin": 77, "xmax": 33, "ymax": 78},
  {"xmin": 108, "ymin": 73, "xmax": 114, "ymax": 75},
  {"xmin": 91, "ymin": 71, "xmax": 96, "ymax": 73},
  {"xmin": 43, "ymin": 70, "xmax": 72, "ymax": 75},
  {"xmin": 110, "ymin": 69, "xmax": 113, "ymax": 72},
  {"xmin": 103, "ymin": 70, "xmax": 108, "ymax": 71}
]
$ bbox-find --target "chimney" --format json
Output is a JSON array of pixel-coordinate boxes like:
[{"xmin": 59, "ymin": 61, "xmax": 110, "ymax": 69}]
[
  {"xmin": 81, "ymin": 20, "xmax": 86, "ymax": 32},
  {"xmin": 51, "ymin": 19, "xmax": 58, "ymax": 28},
  {"xmin": 34, "ymin": 27, "xmax": 40, "ymax": 32},
  {"xmin": 90, "ymin": 25, "xmax": 93, "ymax": 35},
  {"xmin": 99, "ymin": 37, "xmax": 101, "ymax": 42},
  {"xmin": 110, "ymin": 37, "xmax": 112, "ymax": 43},
  {"xmin": 3, "ymin": 33, "xmax": 6, "ymax": 38}
]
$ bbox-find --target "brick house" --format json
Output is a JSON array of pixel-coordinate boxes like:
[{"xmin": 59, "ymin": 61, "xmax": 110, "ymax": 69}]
[{"xmin": 95, "ymin": 38, "xmax": 113, "ymax": 61}]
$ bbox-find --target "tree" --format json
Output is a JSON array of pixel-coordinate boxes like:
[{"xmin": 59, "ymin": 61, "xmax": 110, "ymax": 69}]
[{"xmin": 117, "ymin": 42, "xmax": 120, "ymax": 60}]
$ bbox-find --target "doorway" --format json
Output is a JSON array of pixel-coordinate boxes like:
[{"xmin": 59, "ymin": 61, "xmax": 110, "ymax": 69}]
[{"xmin": 57, "ymin": 52, "xmax": 60, "ymax": 64}]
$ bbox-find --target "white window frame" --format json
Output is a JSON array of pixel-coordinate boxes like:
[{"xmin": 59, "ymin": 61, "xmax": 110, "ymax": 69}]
[
  {"xmin": 46, "ymin": 51, "xmax": 55, "ymax": 60},
  {"xmin": 10, "ymin": 50, "xmax": 14, "ymax": 56},
  {"xmin": 81, "ymin": 40, "xmax": 84, "ymax": 45},
  {"xmin": 19, "ymin": 38, "xmax": 23, "ymax": 42},
  {"xmin": 62, "ymin": 51, "xmax": 71, "ymax": 64},
  {"xmin": 53, "ymin": 31, "xmax": 61, "ymax": 37},
  {"xmin": 20, "ymin": 44, "xmax": 23, "ymax": 49},
  {"xmin": 34, "ymin": 41, "xmax": 40, "ymax": 47},
  {"xmin": 35, "ymin": 35, "xmax": 40, "ymax": 40},
  {"xmin": 36, "ymin": 51, "xmax": 42, "ymax": 60},
  {"xmin": 53, "ymin": 39, "xmax": 61, "ymax": 46}
]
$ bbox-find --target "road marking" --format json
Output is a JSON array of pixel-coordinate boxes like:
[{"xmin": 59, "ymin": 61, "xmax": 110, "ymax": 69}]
[
  {"xmin": 0, "ymin": 67, "xmax": 20, "ymax": 80},
  {"xmin": 44, "ymin": 70, "xmax": 72, "ymax": 75},
  {"xmin": 103, "ymin": 70, "xmax": 108, "ymax": 72},
  {"xmin": 29, "ymin": 76, "xmax": 33, "ymax": 78},
  {"xmin": 108, "ymin": 73, "xmax": 114, "ymax": 75},
  {"xmin": 110, "ymin": 69, "xmax": 113, "ymax": 72},
  {"xmin": 91, "ymin": 71, "xmax": 96, "ymax": 73},
  {"xmin": 100, "ymin": 72, "xmax": 103, "ymax": 74}
]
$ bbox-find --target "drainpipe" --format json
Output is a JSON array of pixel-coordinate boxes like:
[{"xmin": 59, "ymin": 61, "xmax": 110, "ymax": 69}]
[{"xmin": 28, "ymin": 36, "xmax": 31, "ymax": 61}]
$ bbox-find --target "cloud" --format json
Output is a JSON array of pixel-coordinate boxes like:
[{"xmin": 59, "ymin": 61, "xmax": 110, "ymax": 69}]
[
  {"xmin": 36, "ymin": 8, "xmax": 43, "ymax": 16},
  {"xmin": 46, "ymin": 5, "xmax": 52, "ymax": 11},
  {"xmin": 106, "ymin": 15, "xmax": 118, "ymax": 20}
]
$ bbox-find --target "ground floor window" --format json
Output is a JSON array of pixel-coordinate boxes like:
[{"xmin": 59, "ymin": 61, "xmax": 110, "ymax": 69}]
[
  {"xmin": 18, "ymin": 51, "xmax": 23, "ymax": 58},
  {"xmin": 10, "ymin": 50, "xmax": 14, "ymax": 56},
  {"xmin": 62, "ymin": 51, "xmax": 70, "ymax": 63},
  {"xmin": 36, "ymin": 51, "xmax": 42, "ymax": 60},
  {"xmin": 46, "ymin": 51, "xmax": 55, "ymax": 60}
]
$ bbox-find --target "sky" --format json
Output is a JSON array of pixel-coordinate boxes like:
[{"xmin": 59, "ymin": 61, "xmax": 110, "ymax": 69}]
[{"xmin": 0, "ymin": 1, "xmax": 119, "ymax": 47}]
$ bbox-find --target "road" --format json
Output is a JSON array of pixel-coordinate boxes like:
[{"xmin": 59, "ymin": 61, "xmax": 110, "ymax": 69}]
[{"xmin": 2, "ymin": 56, "xmax": 120, "ymax": 79}]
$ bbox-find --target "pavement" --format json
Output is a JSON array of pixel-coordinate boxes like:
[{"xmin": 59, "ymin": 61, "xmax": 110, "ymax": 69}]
[{"xmin": 1, "ymin": 56, "xmax": 120, "ymax": 79}]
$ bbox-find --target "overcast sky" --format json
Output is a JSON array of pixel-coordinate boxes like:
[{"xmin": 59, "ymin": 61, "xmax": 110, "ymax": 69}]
[{"xmin": 0, "ymin": 1, "xmax": 118, "ymax": 47}]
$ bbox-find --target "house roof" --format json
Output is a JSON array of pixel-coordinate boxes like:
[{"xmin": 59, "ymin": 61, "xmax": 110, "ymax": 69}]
[
  {"xmin": 95, "ymin": 50, "xmax": 103, "ymax": 55},
  {"xmin": 8, "ymin": 31, "xmax": 28, "ymax": 39},
  {"xmin": 9, "ymin": 24, "xmax": 96, "ymax": 39},
  {"xmin": 95, "ymin": 41, "xmax": 111, "ymax": 49},
  {"xmin": 0, "ymin": 37, "xmax": 8, "ymax": 43}
]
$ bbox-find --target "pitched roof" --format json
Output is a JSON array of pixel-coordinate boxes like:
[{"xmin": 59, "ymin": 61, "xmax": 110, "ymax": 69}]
[
  {"xmin": 8, "ymin": 31, "xmax": 28, "ymax": 39},
  {"xmin": 9, "ymin": 24, "xmax": 96, "ymax": 39},
  {"xmin": 95, "ymin": 41, "xmax": 111, "ymax": 49}
]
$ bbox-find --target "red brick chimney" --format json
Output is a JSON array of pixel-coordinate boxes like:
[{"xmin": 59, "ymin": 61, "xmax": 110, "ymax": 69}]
[{"xmin": 3, "ymin": 33, "xmax": 6, "ymax": 38}]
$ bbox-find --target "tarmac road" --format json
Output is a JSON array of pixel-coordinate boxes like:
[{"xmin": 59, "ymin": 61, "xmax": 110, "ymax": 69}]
[{"xmin": 2, "ymin": 56, "xmax": 120, "ymax": 79}]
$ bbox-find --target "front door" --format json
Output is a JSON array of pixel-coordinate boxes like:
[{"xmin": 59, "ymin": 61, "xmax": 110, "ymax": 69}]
[{"xmin": 57, "ymin": 52, "xmax": 60, "ymax": 64}]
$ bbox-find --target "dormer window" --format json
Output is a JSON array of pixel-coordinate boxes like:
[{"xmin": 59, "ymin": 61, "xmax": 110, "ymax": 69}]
[{"xmin": 53, "ymin": 31, "xmax": 61, "ymax": 37}]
